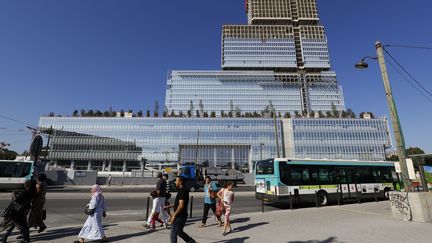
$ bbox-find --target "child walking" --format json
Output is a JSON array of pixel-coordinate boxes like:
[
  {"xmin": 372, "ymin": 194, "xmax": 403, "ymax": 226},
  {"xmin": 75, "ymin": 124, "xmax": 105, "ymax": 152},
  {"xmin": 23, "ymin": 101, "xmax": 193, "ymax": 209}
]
[{"xmin": 217, "ymin": 181, "xmax": 235, "ymax": 236}]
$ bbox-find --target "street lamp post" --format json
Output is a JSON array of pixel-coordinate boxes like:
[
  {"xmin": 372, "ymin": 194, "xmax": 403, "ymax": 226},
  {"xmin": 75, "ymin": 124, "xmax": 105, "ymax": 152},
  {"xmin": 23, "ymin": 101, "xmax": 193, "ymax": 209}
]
[
  {"xmin": 356, "ymin": 41, "xmax": 410, "ymax": 191},
  {"xmin": 260, "ymin": 143, "xmax": 264, "ymax": 160}
]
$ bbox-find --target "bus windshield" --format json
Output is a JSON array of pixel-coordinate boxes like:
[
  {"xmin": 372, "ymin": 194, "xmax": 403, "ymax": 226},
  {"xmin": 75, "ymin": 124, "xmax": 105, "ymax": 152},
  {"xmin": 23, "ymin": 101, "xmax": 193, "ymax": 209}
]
[{"xmin": 255, "ymin": 159, "xmax": 274, "ymax": 175}]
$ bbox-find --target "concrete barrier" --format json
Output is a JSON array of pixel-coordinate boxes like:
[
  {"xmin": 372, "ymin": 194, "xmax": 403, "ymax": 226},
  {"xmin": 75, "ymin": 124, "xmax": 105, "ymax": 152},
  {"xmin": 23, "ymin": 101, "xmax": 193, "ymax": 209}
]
[
  {"xmin": 389, "ymin": 191, "xmax": 432, "ymax": 223},
  {"xmin": 97, "ymin": 176, "xmax": 158, "ymax": 185}
]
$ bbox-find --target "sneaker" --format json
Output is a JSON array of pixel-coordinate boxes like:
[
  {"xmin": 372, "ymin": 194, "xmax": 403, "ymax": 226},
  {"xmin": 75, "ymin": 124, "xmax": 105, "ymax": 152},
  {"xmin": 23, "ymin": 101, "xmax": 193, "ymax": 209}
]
[
  {"xmin": 38, "ymin": 225, "xmax": 47, "ymax": 233},
  {"xmin": 142, "ymin": 222, "xmax": 150, "ymax": 229},
  {"xmin": 198, "ymin": 224, "xmax": 206, "ymax": 228},
  {"xmin": 163, "ymin": 223, "xmax": 169, "ymax": 229}
]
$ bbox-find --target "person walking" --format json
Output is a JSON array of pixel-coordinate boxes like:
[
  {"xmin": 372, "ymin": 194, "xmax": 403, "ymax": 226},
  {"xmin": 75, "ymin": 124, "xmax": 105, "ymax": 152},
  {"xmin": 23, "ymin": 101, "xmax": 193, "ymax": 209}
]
[
  {"xmin": 144, "ymin": 172, "xmax": 169, "ymax": 229},
  {"xmin": 28, "ymin": 173, "xmax": 48, "ymax": 233},
  {"xmin": 75, "ymin": 185, "xmax": 108, "ymax": 243},
  {"xmin": 148, "ymin": 191, "xmax": 164, "ymax": 230},
  {"xmin": 217, "ymin": 181, "xmax": 235, "ymax": 236},
  {"xmin": 0, "ymin": 180, "xmax": 32, "ymax": 243},
  {"xmin": 198, "ymin": 176, "xmax": 222, "ymax": 228},
  {"xmin": 108, "ymin": 174, "xmax": 112, "ymax": 187},
  {"xmin": 165, "ymin": 176, "xmax": 196, "ymax": 243}
]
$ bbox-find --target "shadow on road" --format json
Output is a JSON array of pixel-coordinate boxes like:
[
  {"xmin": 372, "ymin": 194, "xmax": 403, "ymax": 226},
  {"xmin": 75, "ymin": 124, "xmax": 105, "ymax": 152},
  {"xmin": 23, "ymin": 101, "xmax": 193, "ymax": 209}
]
[
  {"xmin": 212, "ymin": 236, "xmax": 250, "ymax": 243},
  {"xmin": 29, "ymin": 223, "xmax": 118, "ymax": 242},
  {"xmin": 232, "ymin": 222, "xmax": 268, "ymax": 233},
  {"xmin": 289, "ymin": 236, "xmax": 344, "ymax": 243}
]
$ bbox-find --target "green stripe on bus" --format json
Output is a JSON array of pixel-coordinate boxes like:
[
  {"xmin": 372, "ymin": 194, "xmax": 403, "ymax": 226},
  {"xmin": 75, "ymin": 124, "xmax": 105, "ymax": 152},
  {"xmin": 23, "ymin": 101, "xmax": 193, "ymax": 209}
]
[{"xmin": 299, "ymin": 185, "xmax": 337, "ymax": 190}]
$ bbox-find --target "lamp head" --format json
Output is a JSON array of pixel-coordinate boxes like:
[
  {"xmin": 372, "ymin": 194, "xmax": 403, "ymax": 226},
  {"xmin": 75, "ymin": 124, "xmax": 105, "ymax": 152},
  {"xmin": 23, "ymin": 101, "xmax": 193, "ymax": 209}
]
[{"xmin": 355, "ymin": 60, "xmax": 369, "ymax": 69}]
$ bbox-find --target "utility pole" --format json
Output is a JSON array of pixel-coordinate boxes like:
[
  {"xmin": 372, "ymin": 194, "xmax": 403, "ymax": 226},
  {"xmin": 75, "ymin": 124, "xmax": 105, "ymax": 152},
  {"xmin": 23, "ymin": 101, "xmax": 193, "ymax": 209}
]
[{"xmin": 375, "ymin": 41, "xmax": 410, "ymax": 191}]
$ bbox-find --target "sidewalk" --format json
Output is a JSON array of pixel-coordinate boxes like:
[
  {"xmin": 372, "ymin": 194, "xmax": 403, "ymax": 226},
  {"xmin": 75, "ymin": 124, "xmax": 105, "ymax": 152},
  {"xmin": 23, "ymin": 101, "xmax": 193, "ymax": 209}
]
[{"xmin": 7, "ymin": 201, "xmax": 432, "ymax": 243}]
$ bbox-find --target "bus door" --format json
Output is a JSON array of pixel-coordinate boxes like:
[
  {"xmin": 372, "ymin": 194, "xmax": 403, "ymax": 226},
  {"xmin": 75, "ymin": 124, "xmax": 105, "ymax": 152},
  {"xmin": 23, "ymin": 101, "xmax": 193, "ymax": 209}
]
[{"xmin": 339, "ymin": 168, "xmax": 359, "ymax": 198}]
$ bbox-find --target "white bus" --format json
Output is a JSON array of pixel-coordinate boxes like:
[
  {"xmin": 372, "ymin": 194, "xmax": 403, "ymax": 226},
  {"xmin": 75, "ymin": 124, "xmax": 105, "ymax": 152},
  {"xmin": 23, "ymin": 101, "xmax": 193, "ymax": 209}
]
[
  {"xmin": 255, "ymin": 158, "xmax": 400, "ymax": 206},
  {"xmin": 0, "ymin": 160, "xmax": 34, "ymax": 190}
]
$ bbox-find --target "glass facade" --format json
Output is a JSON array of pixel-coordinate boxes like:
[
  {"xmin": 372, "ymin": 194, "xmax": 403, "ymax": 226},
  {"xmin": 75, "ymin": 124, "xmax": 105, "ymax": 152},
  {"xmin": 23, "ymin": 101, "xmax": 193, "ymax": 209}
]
[
  {"xmin": 284, "ymin": 118, "xmax": 391, "ymax": 161},
  {"xmin": 166, "ymin": 70, "xmax": 344, "ymax": 114},
  {"xmin": 39, "ymin": 117, "xmax": 390, "ymax": 172}
]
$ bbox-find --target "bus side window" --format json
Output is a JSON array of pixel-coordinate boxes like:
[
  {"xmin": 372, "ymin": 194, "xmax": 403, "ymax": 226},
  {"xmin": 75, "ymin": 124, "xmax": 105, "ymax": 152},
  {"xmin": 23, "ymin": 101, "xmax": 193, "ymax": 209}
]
[
  {"xmin": 22, "ymin": 163, "xmax": 32, "ymax": 177},
  {"xmin": 310, "ymin": 169, "xmax": 319, "ymax": 184}
]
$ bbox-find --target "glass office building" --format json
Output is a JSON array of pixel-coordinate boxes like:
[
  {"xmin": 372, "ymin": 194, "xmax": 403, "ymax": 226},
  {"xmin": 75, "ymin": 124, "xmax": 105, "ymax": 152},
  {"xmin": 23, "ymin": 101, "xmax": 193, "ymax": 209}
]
[
  {"xmin": 39, "ymin": 117, "xmax": 390, "ymax": 173},
  {"xmin": 166, "ymin": 0, "xmax": 344, "ymax": 114}
]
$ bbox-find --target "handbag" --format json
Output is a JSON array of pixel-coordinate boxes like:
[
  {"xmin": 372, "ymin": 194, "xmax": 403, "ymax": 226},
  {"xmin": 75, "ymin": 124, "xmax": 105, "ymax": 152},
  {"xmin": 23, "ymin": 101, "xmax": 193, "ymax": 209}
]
[
  {"xmin": 215, "ymin": 199, "xmax": 225, "ymax": 217},
  {"xmin": 84, "ymin": 206, "xmax": 96, "ymax": 216}
]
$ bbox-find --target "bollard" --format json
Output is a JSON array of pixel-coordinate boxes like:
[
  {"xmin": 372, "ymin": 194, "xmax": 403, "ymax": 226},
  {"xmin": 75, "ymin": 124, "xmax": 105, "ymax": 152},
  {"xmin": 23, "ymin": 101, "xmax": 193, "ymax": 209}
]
[
  {"xmin": 146, "ymin": 197, "xmax": 150, "ymax": 220},
  {"xmin": 261, "ymin": 196, "xmax": 264, "ymax": 213},
  {"xmin": 337, "ymin": 190, "xmax": 340, "ymax": 206},
  {"xmin": 315, "ymin": 191, "xmax": 319, "ymax": 208},
  {"xmin": 355, "ymin": 185, "xmax": 360, "ymax": 204},
  {"xmin": 374, "ymin": 190, "xmax": 378, "ymax": 202},
  {"xmin": 189, "ymin": 196, "xmax": 194, "ymax": 218},
  {"xmin": 289, "ymin": 192, "xmax": 293, "ymax": 210}
]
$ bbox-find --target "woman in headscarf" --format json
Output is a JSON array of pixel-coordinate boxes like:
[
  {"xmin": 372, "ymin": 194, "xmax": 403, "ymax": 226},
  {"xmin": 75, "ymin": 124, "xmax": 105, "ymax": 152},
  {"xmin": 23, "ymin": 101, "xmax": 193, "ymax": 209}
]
[{"xmin": 75, "ymin": 184, "xmax": 108, "ymax": 243}]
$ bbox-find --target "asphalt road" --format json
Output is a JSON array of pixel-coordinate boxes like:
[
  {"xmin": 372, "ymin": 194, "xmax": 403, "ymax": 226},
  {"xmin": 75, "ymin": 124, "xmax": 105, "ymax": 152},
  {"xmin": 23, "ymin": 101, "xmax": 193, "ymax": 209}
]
[{"xmin": 0, "ymin": 190, "xmax": 264, "ymax": 227}]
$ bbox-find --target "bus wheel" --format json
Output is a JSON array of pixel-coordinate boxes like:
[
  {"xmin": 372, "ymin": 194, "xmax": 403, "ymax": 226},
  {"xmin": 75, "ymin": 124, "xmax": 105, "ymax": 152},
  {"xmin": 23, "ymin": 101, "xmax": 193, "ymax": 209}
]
[
  {"xmin": 317, "ymin": 191, "xmax": 328, "ymax": 206},
  {"xmin": 383, "ymin": 188, "xmax": 390, "ymax": 200}
]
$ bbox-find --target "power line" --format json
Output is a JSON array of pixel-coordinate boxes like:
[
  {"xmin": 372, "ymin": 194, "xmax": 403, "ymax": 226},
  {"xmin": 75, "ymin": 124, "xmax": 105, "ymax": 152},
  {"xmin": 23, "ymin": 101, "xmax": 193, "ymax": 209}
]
[
  {"xmin": 383, "ymin": 48, "xmax": 432, "ymax": 98},
  {"xmin": 385, "ymin": 44, "xmax": 432, "ymax": 50},
  {"xmin": 385, "ymin": 57, "xmax": 432, "ymax": 104},
  {"xmin": 0, "ymin": 115, "xmax": 35, "ymax": 127}
]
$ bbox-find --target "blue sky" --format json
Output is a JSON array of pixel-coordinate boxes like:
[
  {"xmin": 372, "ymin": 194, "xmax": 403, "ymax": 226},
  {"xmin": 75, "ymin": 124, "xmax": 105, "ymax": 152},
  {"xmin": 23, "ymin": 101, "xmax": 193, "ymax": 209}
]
[{"xmin": 0, "ymin": 0, "xmax": 431, "ymax": 154}]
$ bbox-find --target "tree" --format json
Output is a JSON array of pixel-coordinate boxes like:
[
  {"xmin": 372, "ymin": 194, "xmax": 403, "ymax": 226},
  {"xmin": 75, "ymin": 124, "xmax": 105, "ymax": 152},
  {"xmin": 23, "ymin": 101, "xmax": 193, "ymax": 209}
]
[
  {"xmin": 278, "ymin": 112, "xmax": 282, "ymax": 118},
  {"xmin": 187, "ymin": 110, "xmax": 192, "ymax": 117},
  {"xmin": 154, "ymin": 101, "xmax": 159, "ymax": 117},
  {"xmin": 284, "ymin": 112, "xmax": 291, "ymax": 118},
  {"xmin": 229, "ymin": 100, "xmax": 234, "ymax": 115},
  {"xmin": 235, "ymin": 107, "xmax": 241, "ymax": 118},
  {"xmin": 137, "ymin": 110, "xmax": 143, "ymax": 117},
  {"xmin": 341, "ymin": 110, "xmax": 348, "ymax": 118},
  {"xmin": 294, "ymin": 111, "xmax": 301, "ymax": 118},
  {"xmin": 325, "ymin": 111, "xmax": 332, "ymax": 118},
  {"xmin": 120, "ymin": 109, "xmax": 125, "ymax": 117},
  {"xmin": 95, "ymin": 110, "xmax": 103, "ymax": 117},
  {"xmin": 220, "ymin": 110, "xmax": 225, "ymax": 118},
  {"xmin": 146, "ymin": 110, "xmax": 150, "ymax": 117},
  {"xmin": 163, "ymin": 106, "xmax": 168, "ymax": 117},
  {"xmin": 72, "ymin": 110, "xmax": 79, "ymax": 117},
  {"xmin": 170, "ymin": 110, "xmax": 175, "ymax": 117},
  {"xmin": 203, "ymin": 111, "xmax": 209, "ymax": 117},
  {"xmin": 346, "ymin": 108, "xmax": 356, "ymax": 118},
  {"xmin": 199, "ymin": 100, "xmax": 204, "ymax": 117},
  {"xmin": 80, "ymin": 109, "xmax": 86, "ymax": 117},
  {"xmin": 331, "ymin": 102, "xmax": 338, "ymax": 118},
  {"xmin": 88, "ymin": 109, "xmax": 94, "ymax": 117},
  {"xmin": 210, "ymin": 111, "xmax": 216, "ymax": 118},
  {"xmin": 302, "ymin": 110, "xmax": 308, "ymax": 117},
  {"xmin": 309, "ymin": 111, "xmax": 315, "ymax": 118},
  {"xmin": 407, "ymin": 147, "xmax": 425, "ymax": 155},
  {"xmin": 318, "ymin": 111, "xmax": 325, "ymax": 118},
  {"xmin": 48, "ymin": 112, "xmax": 55, "ymax": 117},
  {"xmin": 103, "ymin": 111, "xmax": 110, "ymax": 117},
  {"xmin": 0, "ymin": 148, "xmax": 17, "ymax": 160},
  {"xmin": 189, "ymin": 100, "xmax": 194, "ymax": 117},
  {"xmin": 179, "ymin": 111, "xmax": 184, "ymax": 117},
  {"xmin": 196, "ymin": 110, "xmax": 201, "ymax": 117}
]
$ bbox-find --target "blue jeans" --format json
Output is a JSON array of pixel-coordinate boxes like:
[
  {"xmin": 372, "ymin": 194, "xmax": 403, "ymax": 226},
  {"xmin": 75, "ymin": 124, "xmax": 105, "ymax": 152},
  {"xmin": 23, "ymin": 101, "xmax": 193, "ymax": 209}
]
[{"xmin": 170, "ymin": 216, "xmax": 195, "ymax": 243}]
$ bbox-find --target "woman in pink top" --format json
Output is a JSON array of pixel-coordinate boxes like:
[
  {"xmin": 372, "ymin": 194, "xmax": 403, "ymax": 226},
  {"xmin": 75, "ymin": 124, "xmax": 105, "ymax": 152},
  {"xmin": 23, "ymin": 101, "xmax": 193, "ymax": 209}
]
[{"xmin": 217, "ymin": 181, "xmax": 234, "ymax": 236}]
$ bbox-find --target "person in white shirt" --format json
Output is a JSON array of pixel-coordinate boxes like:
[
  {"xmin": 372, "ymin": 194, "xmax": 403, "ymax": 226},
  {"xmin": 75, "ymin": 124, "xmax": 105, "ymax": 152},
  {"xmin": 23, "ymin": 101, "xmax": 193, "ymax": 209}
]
[{"xmin": 217, "ymin": 181, "xmax": 234, "ymax": 236}]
